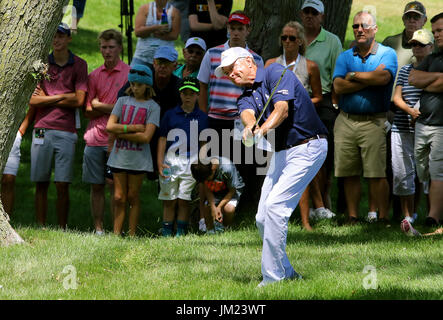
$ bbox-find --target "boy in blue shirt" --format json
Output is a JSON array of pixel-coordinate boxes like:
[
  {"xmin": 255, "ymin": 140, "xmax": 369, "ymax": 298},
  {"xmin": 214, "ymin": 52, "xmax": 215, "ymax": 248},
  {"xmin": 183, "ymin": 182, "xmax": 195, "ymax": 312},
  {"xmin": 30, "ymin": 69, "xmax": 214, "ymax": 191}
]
[{"xmin": 157, "ymin": 77, "xmax": 208, "ymax": 236}]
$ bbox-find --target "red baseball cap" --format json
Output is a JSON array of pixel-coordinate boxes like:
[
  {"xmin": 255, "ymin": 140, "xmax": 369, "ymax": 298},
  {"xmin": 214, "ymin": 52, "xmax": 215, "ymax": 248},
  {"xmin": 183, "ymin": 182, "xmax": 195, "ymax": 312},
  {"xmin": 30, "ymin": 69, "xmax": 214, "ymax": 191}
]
[{"xmin": 228, "ymin": 13, "xmax": 250, "ymax": 25}]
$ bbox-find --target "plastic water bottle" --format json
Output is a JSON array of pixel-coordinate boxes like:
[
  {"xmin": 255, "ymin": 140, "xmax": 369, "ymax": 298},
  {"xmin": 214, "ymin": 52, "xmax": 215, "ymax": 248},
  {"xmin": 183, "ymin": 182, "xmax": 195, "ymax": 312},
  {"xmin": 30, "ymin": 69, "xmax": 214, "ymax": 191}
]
[
  {"xmin": 161, "ymin": 8, "xmax": 168, "ymax": 25},
  {"xmin": 242, "ymin": 135, "xmax": 254, "ymax": 147},
  {"xmin": 162, "ymin": 166, "xmax": 171, "ymax": 182}
]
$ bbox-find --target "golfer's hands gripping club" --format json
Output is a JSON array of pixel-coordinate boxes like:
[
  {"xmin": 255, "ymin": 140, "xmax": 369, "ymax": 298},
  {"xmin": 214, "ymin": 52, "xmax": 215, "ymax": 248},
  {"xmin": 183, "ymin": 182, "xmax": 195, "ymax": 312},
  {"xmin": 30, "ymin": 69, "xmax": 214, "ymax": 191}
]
[{"xmin": 242, "ymin": 125, "xmax": 263, "ymax": 147}]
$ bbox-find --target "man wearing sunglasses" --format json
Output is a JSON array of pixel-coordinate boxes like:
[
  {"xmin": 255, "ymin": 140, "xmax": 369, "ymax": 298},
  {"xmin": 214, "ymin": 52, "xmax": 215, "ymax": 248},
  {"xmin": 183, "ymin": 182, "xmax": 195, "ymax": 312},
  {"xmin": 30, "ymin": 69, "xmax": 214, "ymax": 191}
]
[
  {"xmin": 383, "ymin": 2, "xmax": 427, "ymax": 70},
  {"xmin": 173, "ymin": 37, "xmax": 207, "ymax": 79},
  {"xmin": 332, "ymin": 11, "xmax": 398, "ymax": 225},
  {"xmin": 382, "ymin": 2, "xmax": 427, "ymax": 223},
  {"xmin": 300, "ymin": 0, "xmax": 343, "ymax": 217}
]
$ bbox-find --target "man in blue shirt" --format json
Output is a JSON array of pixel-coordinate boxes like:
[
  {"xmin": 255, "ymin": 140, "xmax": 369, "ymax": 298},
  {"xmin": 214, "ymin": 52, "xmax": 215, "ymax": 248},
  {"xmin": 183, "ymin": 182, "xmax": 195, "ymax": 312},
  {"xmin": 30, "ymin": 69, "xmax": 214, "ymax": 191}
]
[
  {"xmin": 215, "ymin": 47, "xmax": 328, "ymax": 287},
  {"xmin": 333, "ymin": 11, "xmax": 398, "ymax": 225}
]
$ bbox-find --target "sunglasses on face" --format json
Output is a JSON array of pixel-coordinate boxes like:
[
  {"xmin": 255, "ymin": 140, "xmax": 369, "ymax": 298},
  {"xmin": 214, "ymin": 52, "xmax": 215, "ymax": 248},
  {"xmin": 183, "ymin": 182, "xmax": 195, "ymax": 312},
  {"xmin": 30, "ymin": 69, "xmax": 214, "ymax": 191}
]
[
  {"xmin": 155, "ymin": 59, "xmax": 173, "ymax": 66},
  {"xmin": 129, "ymin": 69, "xmax": 149, "ymax": 76},
  {"xmin": 281, "ymin": 35, "xmax": 297, "ymax": 42},
  {"xmin": 352, "ymin": 23, "xmax": 375, "ymax": 30},
  {"xmin": 411, "ymin": 42, "xmax": 428, "ymax": 47},
  {"xmin": 302, "ymin": 8, "xmax": 319, "ymax": 16},
  {"xmin": 186, "ymin": 48, "xmax": 204, "ymax": 56},
  {"xmin": 403, "ymin": 14, "xmax": 421, "ymax": 21}
]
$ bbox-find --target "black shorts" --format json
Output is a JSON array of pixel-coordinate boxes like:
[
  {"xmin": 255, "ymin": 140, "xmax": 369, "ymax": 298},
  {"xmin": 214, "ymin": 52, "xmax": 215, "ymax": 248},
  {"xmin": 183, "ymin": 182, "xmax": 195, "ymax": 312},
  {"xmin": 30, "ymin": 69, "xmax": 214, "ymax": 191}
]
[{"xmin": 109, "ymin": 167, "xmax": 148, "ymax": 175}]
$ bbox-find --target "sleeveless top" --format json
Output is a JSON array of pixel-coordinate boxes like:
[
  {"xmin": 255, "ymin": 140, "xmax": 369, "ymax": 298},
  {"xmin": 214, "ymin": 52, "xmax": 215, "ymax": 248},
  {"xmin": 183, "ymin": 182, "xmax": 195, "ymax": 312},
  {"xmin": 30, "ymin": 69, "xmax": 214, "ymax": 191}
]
[
  {"xmin": 133, "ymin": 1, "xmax": 175, "ymax": 64},
  {"xmin": 275, "ymin": 54, "xmax": 310, "ymax": 92}
]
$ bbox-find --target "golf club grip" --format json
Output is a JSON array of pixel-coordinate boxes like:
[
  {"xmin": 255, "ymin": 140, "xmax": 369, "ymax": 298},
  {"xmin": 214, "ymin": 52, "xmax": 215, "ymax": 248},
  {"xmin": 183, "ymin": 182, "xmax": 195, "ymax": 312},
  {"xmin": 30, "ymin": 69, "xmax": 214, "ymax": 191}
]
[{"xmin": 251, "ymin": 66, "xmax": 289, "ymax": 132}]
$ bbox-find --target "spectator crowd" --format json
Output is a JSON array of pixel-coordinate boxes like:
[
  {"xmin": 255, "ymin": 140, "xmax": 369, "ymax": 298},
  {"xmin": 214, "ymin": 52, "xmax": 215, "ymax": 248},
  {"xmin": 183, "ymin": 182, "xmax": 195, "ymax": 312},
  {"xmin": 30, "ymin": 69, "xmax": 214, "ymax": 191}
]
[{"xmin": 2, "ymin": 0, "xmax": 443, "ymax": 239}]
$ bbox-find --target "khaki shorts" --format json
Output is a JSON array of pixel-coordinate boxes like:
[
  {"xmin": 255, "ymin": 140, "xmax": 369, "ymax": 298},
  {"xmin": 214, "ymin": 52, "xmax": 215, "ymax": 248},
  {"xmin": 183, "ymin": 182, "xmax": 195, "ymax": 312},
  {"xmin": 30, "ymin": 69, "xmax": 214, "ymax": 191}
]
[
  {"xmin": 334, "ymin": 111, "xmax": 387, "ymax": 178},
  {"xmin": 158, "ymin": 156, "xmax": 196, "ymax": 201},
  {"xmin": 414, "ymin": 122, "xmax": 443, "ymax": 182}
]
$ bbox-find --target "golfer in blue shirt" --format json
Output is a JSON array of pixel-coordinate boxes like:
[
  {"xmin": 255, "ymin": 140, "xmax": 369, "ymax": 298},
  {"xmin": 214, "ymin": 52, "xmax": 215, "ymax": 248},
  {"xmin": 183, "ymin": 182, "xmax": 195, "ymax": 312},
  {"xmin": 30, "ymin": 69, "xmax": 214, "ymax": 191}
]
[{"xmin": 215, "ymin": 47, "xmax": 328, "ymax": 287}]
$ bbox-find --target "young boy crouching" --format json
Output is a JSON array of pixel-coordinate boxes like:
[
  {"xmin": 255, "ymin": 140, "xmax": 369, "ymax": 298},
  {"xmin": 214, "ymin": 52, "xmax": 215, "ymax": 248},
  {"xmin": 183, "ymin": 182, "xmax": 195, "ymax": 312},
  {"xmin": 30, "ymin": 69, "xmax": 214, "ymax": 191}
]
[{"xmin": 191, "ymin": 157, "xmax": 244, "ymax": 234}]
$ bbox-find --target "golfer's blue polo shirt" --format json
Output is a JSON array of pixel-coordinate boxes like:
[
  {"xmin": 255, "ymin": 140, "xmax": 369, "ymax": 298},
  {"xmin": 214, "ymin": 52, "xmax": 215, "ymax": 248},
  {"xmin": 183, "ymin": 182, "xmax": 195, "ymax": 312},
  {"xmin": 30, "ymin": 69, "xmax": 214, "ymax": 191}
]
[
  {"xmin": 238, "ymin": 63, "xmax": 328, "ymax": 152},
  {"xmin": 159, "ymin": 105, "xmax": 208, "ymax": 157},
  {"xmin": 333, "ymin": 42, "xmax": 398, "ymax": 114}
]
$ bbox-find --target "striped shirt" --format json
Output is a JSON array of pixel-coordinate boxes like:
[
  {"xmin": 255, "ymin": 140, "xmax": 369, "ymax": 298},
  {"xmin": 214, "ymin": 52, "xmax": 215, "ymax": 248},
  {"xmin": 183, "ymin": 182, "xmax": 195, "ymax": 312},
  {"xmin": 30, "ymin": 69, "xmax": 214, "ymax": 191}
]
[
  {"xmin": 392, "ymin": 64, "xmax": 422, "ymax": 133},
  {"xmin": 197, "ymin": 41, "xmax": 263, "ymax": 120}
]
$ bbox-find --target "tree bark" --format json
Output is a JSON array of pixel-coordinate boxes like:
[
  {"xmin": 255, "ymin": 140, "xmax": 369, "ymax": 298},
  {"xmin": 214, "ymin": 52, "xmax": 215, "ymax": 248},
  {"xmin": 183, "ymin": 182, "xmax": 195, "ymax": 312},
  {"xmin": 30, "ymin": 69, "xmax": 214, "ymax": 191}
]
[
  {"xmin": 0, "ymin": 0, "xmax": 69, "ymax": 246},
  {"xmin": 244, "ymin": 0, "xmax": 353, "ymax": 61}
]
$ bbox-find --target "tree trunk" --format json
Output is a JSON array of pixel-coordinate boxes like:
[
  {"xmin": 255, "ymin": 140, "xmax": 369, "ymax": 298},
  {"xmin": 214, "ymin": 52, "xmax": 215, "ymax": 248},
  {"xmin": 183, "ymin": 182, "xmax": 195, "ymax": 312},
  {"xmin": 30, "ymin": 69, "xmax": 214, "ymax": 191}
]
[
  {"xmin": 0, "ymin": 0, "xmax": 69, "ymax": 246},
  {"xmin": 245, "ymin": 0, "xmax": 352, "ymax": 61}
]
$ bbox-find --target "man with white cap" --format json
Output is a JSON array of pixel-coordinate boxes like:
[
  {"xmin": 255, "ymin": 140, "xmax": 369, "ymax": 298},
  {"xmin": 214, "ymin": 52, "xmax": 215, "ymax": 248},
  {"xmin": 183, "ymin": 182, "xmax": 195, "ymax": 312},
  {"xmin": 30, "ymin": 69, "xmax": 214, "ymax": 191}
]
[
  {"xmin": 216, "ymin": 46, "xmax": 328, "ymax": 287},
  {"xmin": 409, "ymin": 12, "xmax": 443, "ymax": 228},
  {"xmin": 173, "ymin": 37, "xmax": 206, "ymax": 79}
]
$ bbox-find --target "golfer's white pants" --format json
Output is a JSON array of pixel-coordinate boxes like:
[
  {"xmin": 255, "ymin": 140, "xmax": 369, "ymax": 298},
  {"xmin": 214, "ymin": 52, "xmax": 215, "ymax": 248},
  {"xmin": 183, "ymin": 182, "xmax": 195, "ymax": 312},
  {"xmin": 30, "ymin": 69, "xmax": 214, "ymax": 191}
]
[{"xmin": 256, "ymin": 138, "xmax": 327, "ymax": 284}]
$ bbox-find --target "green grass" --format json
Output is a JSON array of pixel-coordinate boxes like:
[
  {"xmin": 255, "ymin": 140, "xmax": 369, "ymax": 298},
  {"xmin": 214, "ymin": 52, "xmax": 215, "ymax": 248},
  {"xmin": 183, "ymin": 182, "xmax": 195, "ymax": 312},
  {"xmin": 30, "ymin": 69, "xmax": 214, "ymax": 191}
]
[
  {"xmin": 1, "ymin": 0, "xmax": 442, "ymax": 300},
  {"xmin": 1, "ymin": 222, "xmax": 442, "ymax": 299}
]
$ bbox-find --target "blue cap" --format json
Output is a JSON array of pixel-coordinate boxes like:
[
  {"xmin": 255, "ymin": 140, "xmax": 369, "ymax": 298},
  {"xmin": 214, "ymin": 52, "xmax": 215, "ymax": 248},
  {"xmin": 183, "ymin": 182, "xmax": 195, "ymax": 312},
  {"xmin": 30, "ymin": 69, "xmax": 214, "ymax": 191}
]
[
  {"xmin": 57, "ymin": 23, "xmax": 71, "ymax": 36},
  {"xmin": 154, "ymin": 46, "xmax": 178, "ymax": 62},
  {"xmin": 128, "ymin": 64, "xmax": 153, "ymax": 86}
]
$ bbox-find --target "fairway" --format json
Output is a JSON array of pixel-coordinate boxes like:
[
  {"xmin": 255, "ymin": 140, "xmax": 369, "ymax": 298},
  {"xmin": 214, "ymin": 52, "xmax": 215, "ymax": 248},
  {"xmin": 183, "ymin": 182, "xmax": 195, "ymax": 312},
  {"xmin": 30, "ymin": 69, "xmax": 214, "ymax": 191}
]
[
  {"xmin": 1, "ymin": 223, "xmax": 442, "ymax": 299},
  {"xmin": 1, "ymin": 0, "xmax": 442, "ymax": 301}
]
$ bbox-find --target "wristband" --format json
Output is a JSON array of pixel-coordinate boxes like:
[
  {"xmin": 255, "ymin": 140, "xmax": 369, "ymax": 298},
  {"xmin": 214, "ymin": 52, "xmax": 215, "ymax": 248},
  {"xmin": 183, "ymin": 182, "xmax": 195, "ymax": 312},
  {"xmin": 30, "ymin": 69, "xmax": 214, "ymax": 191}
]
[{"xmin": 123, "ymin": 125, "xmax": 127, "ymax": 133}]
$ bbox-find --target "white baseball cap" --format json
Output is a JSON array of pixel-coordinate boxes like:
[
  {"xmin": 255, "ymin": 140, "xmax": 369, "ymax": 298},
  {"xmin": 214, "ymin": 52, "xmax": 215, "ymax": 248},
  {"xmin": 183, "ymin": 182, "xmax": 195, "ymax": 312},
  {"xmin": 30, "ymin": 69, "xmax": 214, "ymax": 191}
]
[
  {"xmin": 185, "ymin": 37, "xmax": 207, "ymax": 51},
  {"xmin": 301, "ymin": 0, "xmax": 324, "ymax": 14},
  {"xmin": 214, "ymin": 47, "xmax": 253, "ymax": 78},
  {"xmin": 409, "ymin": 28, "xmax": 434, "ymax": 45}
]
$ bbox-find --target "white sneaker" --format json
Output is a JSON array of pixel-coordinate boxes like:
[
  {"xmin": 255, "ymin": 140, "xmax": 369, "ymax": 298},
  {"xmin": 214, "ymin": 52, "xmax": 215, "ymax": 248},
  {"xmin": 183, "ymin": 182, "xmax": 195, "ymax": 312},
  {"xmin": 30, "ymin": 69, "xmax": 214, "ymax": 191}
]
[
  {"xmin": 95, "ymin": 230, "xmax": 105, "ymax": 236},
  {"xmin": 312, "ymin": 207, "xmax": 331, "ymax": 220},
  {"xmin": 367, "ymin": 211, "xmax": 378, "ymax": 223},
  {"xmin": 199, "ymin": 218, "xmax": 207, "ymax": 232}
]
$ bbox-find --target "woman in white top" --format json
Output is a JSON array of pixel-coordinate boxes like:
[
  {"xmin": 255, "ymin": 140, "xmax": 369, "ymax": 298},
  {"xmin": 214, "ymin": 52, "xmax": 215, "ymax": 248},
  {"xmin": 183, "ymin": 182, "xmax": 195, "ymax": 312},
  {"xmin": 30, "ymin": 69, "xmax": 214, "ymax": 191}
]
[
  {"xmin": 265, "ymin": 21, "xmax": 322, "ymax": 106},
  {"xmin": 265, "ymin": 21, "xmax": 326, "ymax": 231},
  {"xmin": 133, "ymin": 0, "xmax": 181, "ymax": 68}
]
